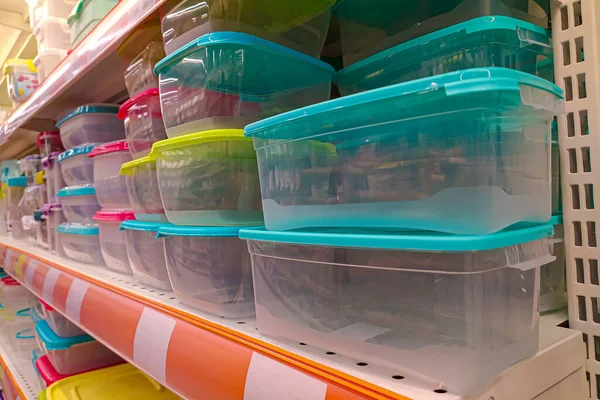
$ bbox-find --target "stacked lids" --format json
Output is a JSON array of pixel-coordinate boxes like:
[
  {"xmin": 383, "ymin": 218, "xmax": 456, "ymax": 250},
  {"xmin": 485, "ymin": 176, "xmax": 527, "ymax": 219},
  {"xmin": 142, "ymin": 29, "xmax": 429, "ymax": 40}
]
[
  {"xmin": 93, "ymin": 210, "xmax": 135, "ymax": 222},
  {"xmin": 57, "ymin": 144, "xmax": 96, "ymax": 163}
]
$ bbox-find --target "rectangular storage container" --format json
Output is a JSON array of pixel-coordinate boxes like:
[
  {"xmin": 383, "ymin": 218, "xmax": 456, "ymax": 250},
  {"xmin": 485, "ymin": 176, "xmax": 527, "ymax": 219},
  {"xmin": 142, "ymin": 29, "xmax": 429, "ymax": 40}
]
[
  {"xmin": 36, "ymin": 48, "xmax": 68, "ymax": 82},
  {"xmin": 40, "ymin": 300, "xmax": 85, "ymax": 338},
  {"xmin": 36, "ymin": 354, "xmax": 72, "ymax": 387},
  {"xmin": 34, "ymin": 16, "xmax": 71, "ymax": 51},
  {"xmin": 240, "ymin": 224, "xmax": 554, "ymax": 396},
  {"xmin": 4, "ymin": 59, "xmax": 39, "ymax": 104},
  {"xmin": 119, "ymin": 155, "xmax": 166, "ymax": 222},
  {"xmin": 154, "ymin": 32, "xmax": 335, "ymax": 138},
  {"xmin": 88, "ymin": 141, "xmax": 132, "ymax": 209},
  {"xmin": 336, "ymin": 16, "xmax": 552, "ymax": 96},
  {"xmin": 56, "ymin": 104, "xmax": 124, "ymax": 149},
  {"xmin": 151, "ymin": 130, "xmax": 263, "ymax": 226},
  {"xmin": 335, "ymin": 0, "xmax": 551, "ymax": 66},
  {"xmin": 67, "ymin": 0, "xmax": 119, "ymax": 45},
  {"xmin": 43, "ymin": 203, "xmax": 67, "ymax": 256},
  {"xmin": 57, "ymin": 144, "xmax": 95, "ymax": 187},
  {"xmin": 117, "ymin": 20, "xmax": 162, "ymax": 66},
  {"xmin": 57, "ymin": 186, "xmax": 101, "ymax": 224},
  {"xmin": 245, "ymin": 68, "xmax": 564, "ymax": 235},
  {"xmin": 28, "ymin": 0, "xmax": 77, "ymax": 29},
  {"xmin": 124, "ymin": 41, "xmax": 164, "ymax": 97},
  {"xmin": 56, "ymin": 223, "xmax": 104, "ymax": 265},
  {"xmin": 541, "ymin": 216, "xmax": 565, "ymax": 313},
  {"xmin": 157, "ymin": 225, "xmax": 256, "ymax": 318},
  {"xmin": 6, "ymin": 177, "xmax": 27, "ymax": 213},
  {"xmin": 161, "ymin": 0, "xmax": 334, "ymax": 58},
  {"xmin": 93, "ymin": 211, "xmax": 134, "ymax": 275}
]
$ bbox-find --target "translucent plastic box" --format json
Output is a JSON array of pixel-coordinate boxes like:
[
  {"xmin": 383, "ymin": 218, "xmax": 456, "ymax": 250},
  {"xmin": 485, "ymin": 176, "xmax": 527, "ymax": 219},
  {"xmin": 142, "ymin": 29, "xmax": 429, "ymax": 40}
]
[
  {"xmin": 42, "ymin": 152, "xmax": 66, "ymax": 203},
  {"xmin": 93, "ymin": 210, "xmax": 134, "ymax": 275},
  {"xmin": 42, "ymin": 203, "xmax": 67, "ymax": 256},
  {"xmin": 67, "ymin": 0, "xmax": 119, "ymax": 45},
  {"xmin": 5, "ymin": 59, "xmax": 38, "ymax": 104},
  {"xmin": 151, "ymin": 129, "xmax": 263, "ymax": 226},
  {"xmin": 119, "ymin": 155, "xmax": 166, "ymax": 222},
  {"xmin": 246, "ymin": 68, "xmax": 564, "ymax": 235},
  {"xmin": 541, "ymin": 216, "xmax": 565, "ymax": 313},
  {"xmin": 56, "ymin": 104, "xmax": 124, "ymax": 149},
  {"xmin": 34, "ymin": 16, "xmax": 70, "ymax": 51},
  {"xmin": 57, "ymin": 185, "xmax": 101, "ymax": 224},
  {"xmin": 28, "ymin": 0, "xmax": 77, "ymax": 29},
  {"xmin": 36, "ymin": 48, "xmax": 68, "ymax": 82},
  {"xmin": 88, "ymin": 141, "xmax": 132, "ymax": 209},
  {"xmin": 58, "ymin": 144, "xmax": 95, "ymax": 187},
  {"xmin": 36, "ymin": 354, "xmax": 73, "ymax": 387},
  {"xmin": 154, "ymin": 32, "xmax": 335, "ymax": 138},
  {"xmin": 124, "ymin": 41, "xmax": 164, "ymax": 97},
  {"xmin": 240, "ymin": 224, "xmax": 554, "ymax": 396},
  {"xmin": 158, "ymin": 225, "xmax": 256, "ymax": 318},
  {"xmin": 40, "ymin": 300, "xmax": 85, "ymax": 338},
  {"xmin": 117, "ymin": 20, "xmax": 162, "ymax": 66},
  {"xmin": 56, "ymin": 223, "xmax": 104, "ymax": 265}
]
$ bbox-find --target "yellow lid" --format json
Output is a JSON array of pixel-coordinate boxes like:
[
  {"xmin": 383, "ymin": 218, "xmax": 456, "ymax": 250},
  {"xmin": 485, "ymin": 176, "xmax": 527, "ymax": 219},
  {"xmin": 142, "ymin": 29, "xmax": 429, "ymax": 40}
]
[
  {"xmin": 38, "ymin": 389, "xmax": 47, "ymax": 400},
  {"xmin": 119, "ymin": 154, "xmax": 156, "ymax": 176},
  {"xmin": 5, "ymin": 59, "xmax": 37, "ymax": 73},
  {"xmin": 35, "ymin": 170, "xmax": 45, "ymax": 185},
  {"xmin": 46, "ymin": 364, "xmax": 180, "ymax": 400},
  {"xmin": 150, "ymin": 129, "xmax": 255, "ymax": 159}
]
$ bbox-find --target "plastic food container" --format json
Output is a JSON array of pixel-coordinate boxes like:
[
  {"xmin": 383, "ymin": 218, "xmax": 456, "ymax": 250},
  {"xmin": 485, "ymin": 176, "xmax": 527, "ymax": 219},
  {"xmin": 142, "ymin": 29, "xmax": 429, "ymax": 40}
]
[
  {"xmin": 119, "ymin": 155, "xmax": 165, "ymax": 222},
  {"xmin": 37, "ymin": 132, "xmax": 64, "ymax": 157},
  {"xmin": 19, "ymin": 155, "xmax": 43, "ymax": 183},
  {"xmin": 336, "ymin": 16, "xmax": 553, "ymax": 96},
  {"xmin": 161, "ymin": 0, "xmax": 334, "ymax": 58},
  {"xmin": 27, "ymin": 0, "xmax": 77, "ymax": 29},
  {"xmin": 124, "ymin": 41, "xmax": 164, "ymax": 97},
  {"xmin": 57, "ymin": 144, "xmax": 95, "ymax": 186},
  {"xmin": 117, "ymin": 89, "xmax": 168, "ymax": 159},
  {"xmin": 45, "ymin": 364, "xmax": 179, "ymax": 400},
  {"xmin": 151, "ymin": 129, "xmax": 263, "ymax": 226},
  {"xmin": 7, "ymin": 177, "xmax": 27, "ymax": 212},
  {"xmin": 57, "ymin": 185, "xmax": 101, "ymax": 224},
  {"xmin": 67, "ymin": 0, "xmax": 119, "ymax": 45},
  {"xmin": 4, "ymin": 59, "xmax": 38, "ymax": 103},
  {"xmin": 56, "ymin": 104, "xmax": 124, "ymax": 149},
  {"xmin": 43, "ymin": 203, "xmax": 67, "ymax": 256},
  {"xmin": 43, "ymin": 152, "xmax": 66, "ymax": 203},
  {"xmin": 88, "ymin": 141, "xmax": 132, "ymax": 209},
  {"xmin": 93, "ymin": 210, "xmax": 135, "ymax": 274},
  {"xmin": 117, "ymin": 20, "xmax": 162, "ymax": 66},
  {"xmin": 19, "ymin": 184, "xmax": 46, "ymax": 215},
  {"xmin": 56, "ymin": 223, "xmax": 104, "ymax": 264},
  {"xmin": 158, "ymin": 225, "xmax": 256, "ymax": 317},
  {"xmin": 240, "ymin": 224, "xmax": 554, "ymax": 396},
  {"xmin": 34, "ymin": 16, "xmax": 71, "ymax": 51},
  {"xmin": 35, "ymin": 320, "xmax": 122, "ymax": 375},
  {"xmin": 245, "ymin": 68, "xmax": 564, "ymax": 235},
  {"xmin": 36, "ymin": 48, "xmax": 68, "ymax": 82},
  {"xmin": 154, "ymin": 32, "xmax": 335, "ymax": 138},
  {"xmin": 35, "ymin": 210, "xmax": 49, "ymax": 249},
  {"xmin": 121, "ymin": 220, "xmax": 172, "ymax": 291},
  {"xmin": 36, "ymin": 354, "xmax": 72, "ymax": 387},
  {"xmin": 40, "ymin": 300, "xmax": 85, "ymax": 338},
  {"xmin": 335, "ymin": 0, "xmax": 551, "ymax": 66},
  {"xmin": 541, "ymin": 216, "xmax": 565, "ymax": 313}
]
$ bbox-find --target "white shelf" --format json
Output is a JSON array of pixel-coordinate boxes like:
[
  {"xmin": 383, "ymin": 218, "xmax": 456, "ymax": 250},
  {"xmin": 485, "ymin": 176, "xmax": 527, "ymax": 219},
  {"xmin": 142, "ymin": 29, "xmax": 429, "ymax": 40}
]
[{"xmin": 0, "ymin": 325, "xmax": 42, "ymax": 400}]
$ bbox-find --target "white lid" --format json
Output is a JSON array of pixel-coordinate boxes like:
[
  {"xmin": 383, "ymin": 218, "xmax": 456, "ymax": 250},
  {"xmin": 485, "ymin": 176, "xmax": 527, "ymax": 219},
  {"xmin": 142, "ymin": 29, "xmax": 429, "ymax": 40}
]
[{"xmin": 34, "ymin": 16, "xmax": 69, "ymax": 33}]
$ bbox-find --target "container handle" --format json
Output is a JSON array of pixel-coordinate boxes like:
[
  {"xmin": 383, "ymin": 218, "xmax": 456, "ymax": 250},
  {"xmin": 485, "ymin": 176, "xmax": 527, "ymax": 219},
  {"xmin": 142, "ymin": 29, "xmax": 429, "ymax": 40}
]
[
  {"xmin": 16, "ymin": 307, "xmax": 31, "ymax": 317},
  {"xmin": 16, "ymin": 328, "xmax": 35, "ymax": 339}
]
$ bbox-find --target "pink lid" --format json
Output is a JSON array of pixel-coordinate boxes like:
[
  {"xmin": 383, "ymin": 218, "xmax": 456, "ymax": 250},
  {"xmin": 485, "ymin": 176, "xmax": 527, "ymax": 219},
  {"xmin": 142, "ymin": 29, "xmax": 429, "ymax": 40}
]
[
  {"xmin": 88, "ymin": 140, "xmax": 129, "ymax": 158},
  {"xmin": 2, "ymin": 277, "xmax": 20, "ymax": 286},
  {"xmin": 93, "ymin": 210, "xmax": 135, "ymax": 222},
  {"xmin": 36, "ymin": 355, "xmax": 72, "ymax": 386},
  {"xmin": 117, "ymin": 88, "xmax": 160, "ymax": 120}
]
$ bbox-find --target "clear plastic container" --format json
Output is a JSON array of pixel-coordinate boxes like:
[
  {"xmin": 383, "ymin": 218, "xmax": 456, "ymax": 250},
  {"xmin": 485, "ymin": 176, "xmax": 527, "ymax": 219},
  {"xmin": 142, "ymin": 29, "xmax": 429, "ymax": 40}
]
[
  {"xmin": 88, "ymin": 141, "xmax": 132, "ymax": 209},
  {"xmin": 117, "ymin": 20, "xmax": 163, "ymax": 66},
  {"xmin": 151, "ymin": 129, "xmax": 263, "ymax": 226},
  {"xmin": 35, "ymin": 210, "xmax": 48, "ymax": 249},
  {"xmin": 67, "ymin": 0, "xmax": 119, "ymax": 45},
  {"xmin": 240, "ymin": 224, "xmax": 554, "ymax": 396},
  {"xmin": 37, "ymin": 132, "xmax": 64, "ymax": 158},
  {"xmin": 56, "ymin": 104, "xmax": 123, "ymax": 149},
  {"xmin": 336, "ymin": 16, "xmax": 553, "ymax": 96},
  {"xmin": 56, "ymin": 223, "xmax": 104, "ymax": 264},
  {"xmin": 121, "ymin": 221, "xmax": 172, "ymax": 291},
  {"xmin": 93, "ymin": 210, "xmax": 135, "ymax": 275},
  {"xmin": 43, "ymin": 152, "xmax": 66, "ymax": 203},
  {"xmin": 158, "ymin": 225, "xmax": 256, "ymax": 317},
  {"xmin": 7, "ymin": 177, "xmax": 27, "ymax": 211},
  {"xmin": 18, "ymin": 184, "xmax": 46, "ymax": 215},
  {"xmin": 245, "ymin": 68, "xmax": 564, "ymax": 235},
  {"xmin": 4, "ymin": 59, "xmax": 39, "ymax": 103},
  {"xmin": 541, "ymin": 217, "xmax": 565, "ymax": 313},
  {"xmin": 43, "ymin": 203, "xmax": 67, "ymax": 256},
  {"xmin": 154, "ymin": 32, "xmax": 335, "ymax": 138},
  {"xmin": 34, "ymin": 16, "xmax": 71, "ymax": 51},
  {"xmin": 57, "ymin": 144, "xmax": 96, "ymax": 186},
  {"xmin": 57, "ymin": 185, "xmax": 101, "ymax": 224},
  {"xmin": 19, "ymin": 155, "xmax": 43, "ymax": 183},
  {"xmin": 36, "ymin": 320, "xmax": 122, "ymax": 375},
  {"xmin": 119, "ymin": 155, "xmax": 166, "ymax": 222},
  {"xmin": 161, "ymin": 0, "xmax": 334, "ymax": 58},
  {"xmin": 36, "ymin": 48, "xmax": 68, "ymax": 82},
  {"xmin": 40, "ymin": 300, "xmax": 85, "ymax": 338},
  {"xmin": 124, "ymin": 41, "xmax": 164, "ymax": 97},
  {"xmin": 335, "ymin": 0, "xmax": 551, "ymax": 66},
  {"xmin": 117, "ymin": 89, "xmax": 168, "ymax": 159},
  {"xmin": 36, "ymin": 354, "xmax": 72, "ymax": 387},
  {"xmin": 28, "ymin": 0, "xmax": 77, "ymax": 29}
]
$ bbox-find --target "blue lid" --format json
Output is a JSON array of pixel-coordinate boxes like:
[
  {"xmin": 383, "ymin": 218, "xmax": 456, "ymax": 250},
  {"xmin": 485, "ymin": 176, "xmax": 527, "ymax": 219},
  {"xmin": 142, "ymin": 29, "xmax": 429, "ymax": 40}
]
[
  {"xmin": 7, "ymin": 176, "xmax": 27, "ymax": 187},
  {"xmin": 35, "ymin": 320, "xmax": 94, "ymax": 350},
  {"xmin": 155, "ymin": 32, "xmax": 335, "ymax": 76},
  {"xmin": 239, "ymin": 224, "xmax": 554, "ymax": 252},
  {"xmin": 56, "ymin": 185, "xmax": 96, "ymax": 197},
  {"xmin": 56, "ymin": 223, "xmax": 99, "ymax": 235},
  {"xmin": 157, "ymin": 224, "xmax": 263, "ymax": 238},
  {"xmin": 57, "ymin": 144, "xmax": 96, "ymax": 163},
  {"xmin": 120, "ymin": 220, "xmax": 169, "ymax": 232},
  {"xmin": 56, "ymin": 104, "xmax": 119, "ymax": 128}
]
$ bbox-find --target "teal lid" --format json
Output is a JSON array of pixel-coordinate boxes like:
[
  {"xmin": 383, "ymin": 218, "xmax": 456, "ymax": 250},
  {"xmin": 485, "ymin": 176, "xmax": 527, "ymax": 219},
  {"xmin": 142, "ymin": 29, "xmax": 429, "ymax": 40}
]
[
  {"xmin": 36, "ymin": 320, "xmax": 94, "ymax": 350},
  {"xmin": 549, "ymin": 215, "xmax": 563, "ymax": 226},
  {"xmin": 57, "ymin": 144, "xmax": 96, "ymax": 163},
  {"xmin": 157, "ymin": 224, "xmax": 263, "ymax": 238},
  {"xmin": 120, "ymin": 220, "xmax": 169, "ymax": 232},
  {"xmin": 56, "ymin": 223, "xmax": 99, "ymax": 235},
  {"xmin": 56, "ymin": 104, "xmax": 119, "ymax": 128},
  {"xmin": 7, "ymin": 176, "xmax": 27, "ymax": 187},
  {"xmin": 56, "ymin": 185, "xmax": 96, "ymax": 197},
  {"xmin": 239, "ymin": 224, "xmax": 554, "ymax": 252}
]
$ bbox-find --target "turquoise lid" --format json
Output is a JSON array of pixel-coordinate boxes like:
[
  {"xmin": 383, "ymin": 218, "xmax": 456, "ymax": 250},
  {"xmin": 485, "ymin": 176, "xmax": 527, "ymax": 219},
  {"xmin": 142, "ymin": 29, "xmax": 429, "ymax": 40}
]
[
  {"xmin": 57, "ymin": 144, "xmax": 96, "ymax": 163},
  {"xmin": 549, "ymin": 215, "xmax": 563, "ymax": 226},
  {"xmin": 56, "ymin": 223, "xmax": 99, "ymax": 235},
  {"xmin": 7, "ymin": 176, "xmax": 27, "ymax": 187},
  {"xmin": 239, "ymin": 224, "xmax": 554, "ymax": 252},
  {"xmin": 56, "ymin": 105, "xmax": 119, "ymax": 128},
  {"xmin": 157, "ymin": 224, "xmax": 263, "ymax": 238},
  {"xmin": 120, "ymin": 220, "xmax": 169, "ymax": 232},
  {"xmin": 36, "ymin": 320, "xmax": 94, "ymax": 350},
  {"xmin": 56, "ymin": 185, "xmax": 96, "ymax": 197}
]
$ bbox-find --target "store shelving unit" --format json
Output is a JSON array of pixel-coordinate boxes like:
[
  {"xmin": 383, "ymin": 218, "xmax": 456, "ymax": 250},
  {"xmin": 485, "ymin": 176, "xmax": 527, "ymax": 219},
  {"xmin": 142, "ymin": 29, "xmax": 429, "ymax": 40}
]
[{"xmin": 0, "ymin": 324, "xmax": 41, "ymax": 400}]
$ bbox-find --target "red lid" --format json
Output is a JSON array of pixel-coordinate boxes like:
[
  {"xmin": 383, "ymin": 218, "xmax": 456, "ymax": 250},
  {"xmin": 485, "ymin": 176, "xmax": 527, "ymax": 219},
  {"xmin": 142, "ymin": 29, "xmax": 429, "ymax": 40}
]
[
  {"xmin": 36, "ymin": 355, "xmax": 72, "ymax": 386},
  {"xmin": 93, "ymin": 210, "xmax": 135, "ymax": 222},
  {"xmin": 88, "ymin": 140, "xmax": 129, "ymax": 158},
  {"xmin": 2, "ymin": 277, "xmax": 20, "ymax": 286},
  {"xmin": 117, "ymin": 88, "xmax": 160, "ymax": 120},
  {"xmin": 40, "ymin": 299, "xmax": 54, "ymax": 311},
  {"xmin": 36, "ymin": 131, "xmax": 62, "ymax": 147}
]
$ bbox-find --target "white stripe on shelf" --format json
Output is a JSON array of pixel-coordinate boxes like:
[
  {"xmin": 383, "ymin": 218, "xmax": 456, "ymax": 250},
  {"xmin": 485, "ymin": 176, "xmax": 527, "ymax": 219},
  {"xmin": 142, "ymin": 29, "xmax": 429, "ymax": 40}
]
[{"xmin": 65, "ymin": 278, "xmax": 89, "ymax": 323}]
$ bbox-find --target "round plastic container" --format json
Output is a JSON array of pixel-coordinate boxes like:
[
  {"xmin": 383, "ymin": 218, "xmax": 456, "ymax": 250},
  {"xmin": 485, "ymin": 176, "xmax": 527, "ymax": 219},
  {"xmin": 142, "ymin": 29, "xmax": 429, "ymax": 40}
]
[
  {"xmin": 119, "ymin": 155, "xmax": 166, "ymax": 222},
  {"xmin": 117, "ymin": 88, "xmax": 168, "ymax": 159},
  {"xmin": 55, "ymin": 104, "xmax": 124, "ymax": 149},
  {"xmin": 57, "ymin": 144, "xmax": 96, "ymax": 186},
  {"xmin": 161, "ymin": 0, "xmax": 334, "ymax": 58},
  {"xmin": 93, "ymin": 210, "xmax": 135, "ymax": 274},
  {"xmin": 42, "ymin": 152, "xmax": 66, "ymax": 203},
  {"xmin": 154, "ymin": 32, "xmax": 335, "ymax": 138},
  {"xmin": 157, "ymin": 225, "xmax": 256, "ymax": 317},
  {"xmin": 56, "ymin": 185, "xmax": 101, "ymax": 224},
  {"xmin": 40, "ymin": 300, "xmax": 85, "ymax": 338},
  {"xmin": 88, "ymin": 141, "xmax": 132, "ymax": 209},
  {"xmin": 56, "ymin": 223, "xmax": 104, "ymax": 264},
  {"xmin": 37, "ymin": 132, "xmax": 64, "ymax": 157},
  {"xmin": 34, "ymin": 16, "xmax": 70, "ymax": 51},
  {"xmin": 121, "ymin": 220, "xmax": 172, "ymax": 291},
  {"xmin": 123, "ymin": 41, "xmax": 164, "ymax": 97},
  {"xmin": 43, "ymin": 203, "xmax": 67, "ymax": 256},
  {"xmin": 151, "ymin": 129, "xmax": 263, "ymax": 226}
]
